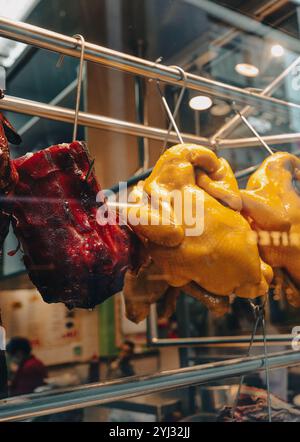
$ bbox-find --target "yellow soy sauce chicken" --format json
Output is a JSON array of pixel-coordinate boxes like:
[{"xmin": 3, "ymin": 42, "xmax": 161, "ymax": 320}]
[
  {"xmin": 241, "ymin": 152, "xmax": 300, "ymax": 307},
  {"xmin": 123, "ymin": 144, "xmax": 272, "ymax": 323}
]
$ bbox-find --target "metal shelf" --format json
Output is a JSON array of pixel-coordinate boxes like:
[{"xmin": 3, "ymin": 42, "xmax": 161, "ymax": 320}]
[
  {"xmin": 0, "ymin": 350, "xmax": 299, "ymax": 421},
  {"xmin": 0, "ymin": 16, "xmax": 299, "ymax": 113},
  {"xmin": 0, "ymin": 17, "xmax": 299, "ymax": 149},
  {"xmin": 0, "ymin": 95, "xmax": 209, "ymax": 146}
]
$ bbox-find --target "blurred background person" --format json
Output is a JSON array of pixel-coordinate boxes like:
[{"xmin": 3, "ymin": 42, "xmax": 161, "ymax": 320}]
[
  {"xmin": 107, "ymin": 340, "xmax": 135, "ymax": 379},
  {"xmin": 6, "ymin": 337, "xmax": 47, "ymax": 396}
]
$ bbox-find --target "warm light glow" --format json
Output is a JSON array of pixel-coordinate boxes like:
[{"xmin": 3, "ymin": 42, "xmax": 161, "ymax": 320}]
[
  {"xmin": 210, "ymin": 101, "xmax": 231, "ymax": 116},
  {"xmin": 235, "ymin": 63, "xmax": 259, "ymax": 78},
  {"xmin": 189, "ymin": 95, "xmax": 213, "ymax": 111},
  {"xmin": 271, "ymin": 44, "xmax": 284, "ymax": 57}
]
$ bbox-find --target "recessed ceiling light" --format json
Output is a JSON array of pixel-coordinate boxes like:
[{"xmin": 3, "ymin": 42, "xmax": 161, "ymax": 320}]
[
  {"xmin": 271, "ymin": 44, "xmax": 284, "ymax": 57},
  {"xmin": 235, "ymin": 63, "xmax": 259, "ymax": 78},
  {"xmin": 189, "ymin": 95, "xmax": 213, "ymax": 111}
]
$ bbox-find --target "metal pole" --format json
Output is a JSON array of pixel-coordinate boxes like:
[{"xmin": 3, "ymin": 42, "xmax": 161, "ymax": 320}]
[
  {"xmin": 0, "ymin": 95, "xmax": 210, "ymax": 146},
  {"xmin": 0, "ymin": 350, "xmax": 299, "ymax": 421},
  {"xmin": 0, "ymin": 17, "xmax": 300, "ymax": 112},
  {"xmin": 148, "ymin": 334, "xmax": 294, "ymax": 346},
  {"xmin": 2, "ymin": 94, "xmax": 299, "ymax": 149},
  {"xmin": 219, "ymin": 132, "xmax": 300, "ymax": 148}
]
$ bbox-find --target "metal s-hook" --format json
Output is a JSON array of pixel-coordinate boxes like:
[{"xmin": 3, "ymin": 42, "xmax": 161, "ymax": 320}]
[
  {"xmin": 72, "ymin": 34, "xmax": 85, "ymax": 142},
  {"xmin": 151, "ymin": 57, "xmax": 184, "ymax": 147},
  {"xmin": 231, "ymin": 296, "xmax": 272, "ymax": 422},
  {"xmin": 56, "ymin": 34, "xmax": 86, "ymax": 142},
  {"xmin": 161, "ymin": 65, "xmax": 187, "ymax": 152},
  {"xmin": 156, "ymin": 80, "xmax": 183, "ymax": 145},
  {"xmin": 232, "ymin": 101, "xmax": 274, "ymax": 156}
]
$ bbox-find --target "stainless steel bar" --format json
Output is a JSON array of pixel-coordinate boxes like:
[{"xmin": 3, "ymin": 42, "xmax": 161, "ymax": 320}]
[
  {"xmin": 0, "ymin": 17, "xmax": 300, "ymax": 112},
  {"xmin": 219, "ymin": 132, "xmax": 300, "ymax": 148},
  {"xmin": 149, "ymin": 334, "xmax": 293, "ymax": 346},
  {"xmin": 211, "ymin": 55, "xmax": 300, "ymax": 144},
  {"xmin": 235, "ymin": 164, "xmax": 261, "ymax": 179},
  {"xmin": 0, "ymin": 350, "xmax": 298, "ymax": 421},
  {"xmin": 3, "ymin": 94, "xmax": 299, "ymax": 149},
  {"xmin": 0, "ymin": 95, "xmax": 210, "ymax": 145}
]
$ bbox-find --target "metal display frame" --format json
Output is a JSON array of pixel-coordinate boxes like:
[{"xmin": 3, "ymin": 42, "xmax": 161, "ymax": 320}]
[
  {"xmin": 0, "ymin": 15, "xmax": 300, "ymax": 420},
  {"xmin": 148, "ymin": 304, "xmax": 296, "ymax": 347},
  {"xmin": 0, "ymin": 17, "xmax": 300, "ymax": 150},
  {"xmin": 0, "ymin": 350, "xmax": 299, "ymax": 421}
]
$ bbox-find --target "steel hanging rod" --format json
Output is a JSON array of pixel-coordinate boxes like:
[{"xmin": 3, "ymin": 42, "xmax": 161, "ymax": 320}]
[
  {"xmin": 219, "ymin": 132, "xmax": 300, "ymax": 149},
  {"xmin": 2, "ymin": 95, "xmax": 300, "ymax": 150},
  {"xmin": 0, "ymin": 17, "xmax": 300, "ymax": 113},
  {"xmin": 0, "ymin": 95, "xmax": 210, "ymax": 146},
  {"xmin": 0, "ymin": 350, "xmax": 299, "ymax": 421}
]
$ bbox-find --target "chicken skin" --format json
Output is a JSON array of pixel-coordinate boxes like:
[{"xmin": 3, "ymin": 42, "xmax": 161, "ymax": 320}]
[
  {"xmin": 241, "ymin": 152, "xmax": 300, "ymax": 307},
  {"xmin": 122, "ymin": 144, "xmax": 272, "ymax": 322}
]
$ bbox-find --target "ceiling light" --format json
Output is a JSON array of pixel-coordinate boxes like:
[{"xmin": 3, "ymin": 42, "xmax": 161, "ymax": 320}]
[
  {"xmin": 235, "ymin": 63, "xmax": 259, "ymax": 78},
  {"xmin": 189, "ymin": 95, "xmax": 212, "ymax": 111},
  {"xmin": 271, "ymin": 44, "xmax": 284, "ymax": 57}
]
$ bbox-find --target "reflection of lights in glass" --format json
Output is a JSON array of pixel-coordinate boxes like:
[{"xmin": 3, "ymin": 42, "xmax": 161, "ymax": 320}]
[
  {"xmin": 189, "ymin": 96, "xmax": 212, "ymax": 111},
  {"xmin": 271, "ymin": 44, "xmax": 284, "ymax": 57},
  {"xmin": 248, "ymin": 116, "xmax": 272, "ymax": 134},
  {"xmin": 235, "ymin": 63, "xmax": 259, "ymax": 77},
  {"xmin": 210, "ymin": 101, "xmax": 231, "ymax": 116}
]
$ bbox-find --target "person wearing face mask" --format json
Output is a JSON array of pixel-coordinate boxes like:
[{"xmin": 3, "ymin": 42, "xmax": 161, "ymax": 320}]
[{"xmin": 6, "ymin": 337, "xmax": 47, "ymax": 396}]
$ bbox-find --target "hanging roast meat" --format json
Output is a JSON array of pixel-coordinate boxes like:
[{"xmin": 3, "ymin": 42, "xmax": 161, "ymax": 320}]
[
  {"xmin": 241, "ymin": 152, "xmax": 300, "ymax": 307},
  {"xmin": 0, "ymin": 111, "xmax": 21, "ymax": 251},
  {"xmin": 122, "ymin": 144, "xmax": 273, "ymax": 323},
  {"xmin": 0, "ymin": 112, "xmax": 21, "ymax": 195},
  {"xmin": 7, "ymin": 141, "xmax": 133, "ymax": 309}
]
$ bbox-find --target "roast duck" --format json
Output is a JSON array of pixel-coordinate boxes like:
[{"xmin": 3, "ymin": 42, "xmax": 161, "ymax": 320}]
[
  {"xmin": 241, "ymin": 152, "xmax": 300, "ymax": 307},
  {"xmin": 0, "ymin": 117, "xmax": 133, "ymax": 308},
  {"xmin": 122, "ymin": 144, "xmax": 273, "ymax": 323}
]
